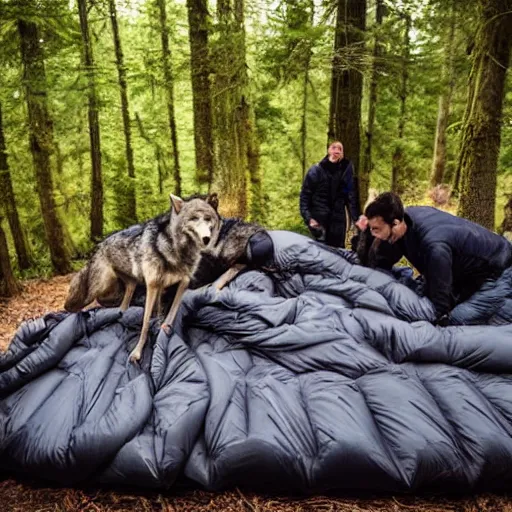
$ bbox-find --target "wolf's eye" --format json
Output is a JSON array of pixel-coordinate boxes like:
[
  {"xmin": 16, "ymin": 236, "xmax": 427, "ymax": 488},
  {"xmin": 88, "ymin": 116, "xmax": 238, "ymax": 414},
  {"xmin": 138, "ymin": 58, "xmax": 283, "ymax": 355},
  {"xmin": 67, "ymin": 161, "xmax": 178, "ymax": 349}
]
[
  {"xmin": 190, "ymin": 216, "xmax": 199, "ymax": 222},
  {"xmin": 204, "ymin": 216, "xmax": 211, "ymax": 222}
]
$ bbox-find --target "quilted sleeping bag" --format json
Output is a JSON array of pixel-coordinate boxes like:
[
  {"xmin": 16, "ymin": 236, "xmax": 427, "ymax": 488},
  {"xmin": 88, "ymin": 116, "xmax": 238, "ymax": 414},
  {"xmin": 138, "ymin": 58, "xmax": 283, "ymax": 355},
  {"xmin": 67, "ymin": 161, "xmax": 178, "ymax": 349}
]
[{"xmin": 1, "ymin": 230, "xmax": 512, "ymax": 493}]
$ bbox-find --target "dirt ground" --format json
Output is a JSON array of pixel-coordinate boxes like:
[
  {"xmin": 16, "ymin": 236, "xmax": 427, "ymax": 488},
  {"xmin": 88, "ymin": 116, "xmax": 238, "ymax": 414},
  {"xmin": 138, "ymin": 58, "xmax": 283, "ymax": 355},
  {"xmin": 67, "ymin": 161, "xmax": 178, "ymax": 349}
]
[
  {"xmin": 0, "ymin": 275, "xmax": 511, "ymax": 511},
  {"xmin": 2, "ymin": 478, "xmax": 512, "ymax": 512},
  {"xmin": 0, "ymin": 274, "xmax": 72, "ymax": 351}
]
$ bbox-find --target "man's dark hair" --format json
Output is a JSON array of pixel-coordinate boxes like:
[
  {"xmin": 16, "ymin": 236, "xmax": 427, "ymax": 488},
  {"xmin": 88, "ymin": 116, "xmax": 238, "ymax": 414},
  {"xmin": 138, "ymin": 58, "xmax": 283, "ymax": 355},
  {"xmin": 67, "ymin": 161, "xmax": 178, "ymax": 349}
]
[{"xmin": 364, "ymin": 192, "xmax": 404, "ymax": 225}]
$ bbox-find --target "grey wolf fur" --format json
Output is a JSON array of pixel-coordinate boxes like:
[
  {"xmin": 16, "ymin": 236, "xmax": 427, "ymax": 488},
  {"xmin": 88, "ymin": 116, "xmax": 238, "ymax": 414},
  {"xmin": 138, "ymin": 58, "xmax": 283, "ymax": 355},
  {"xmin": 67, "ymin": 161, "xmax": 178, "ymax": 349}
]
[
  {"xmin": 64, "ymin": 193, "xmax": 221, "ymax": 363},
  {"xmin": 190, "ymin": 217, "xmax": 266, "ymax": 290},
  {"xmin": 84, "ymin": 216, "xmax": 269, "ymax": 317}
]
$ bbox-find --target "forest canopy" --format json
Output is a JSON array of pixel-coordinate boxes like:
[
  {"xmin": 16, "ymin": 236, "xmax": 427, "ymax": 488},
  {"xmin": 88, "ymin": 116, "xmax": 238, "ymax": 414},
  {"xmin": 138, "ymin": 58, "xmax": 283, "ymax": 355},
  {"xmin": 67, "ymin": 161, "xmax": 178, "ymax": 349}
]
[{"xmin": 0, "ymin": 0, "xmax": 511, "ymax": 290}]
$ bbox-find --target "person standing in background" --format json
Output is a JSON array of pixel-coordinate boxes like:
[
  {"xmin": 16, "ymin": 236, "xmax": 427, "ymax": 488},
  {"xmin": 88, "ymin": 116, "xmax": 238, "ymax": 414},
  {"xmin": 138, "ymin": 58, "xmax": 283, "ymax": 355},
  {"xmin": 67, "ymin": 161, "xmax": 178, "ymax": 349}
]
[{"xmin": 299, "ymin": 141, "xmax": 363, "ymax": 248}]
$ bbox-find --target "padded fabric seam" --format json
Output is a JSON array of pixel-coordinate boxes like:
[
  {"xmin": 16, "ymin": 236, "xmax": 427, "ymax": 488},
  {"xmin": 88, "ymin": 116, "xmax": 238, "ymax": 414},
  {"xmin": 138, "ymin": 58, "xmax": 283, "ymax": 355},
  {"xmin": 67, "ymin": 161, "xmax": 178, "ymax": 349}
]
[
  {"xmin": 355, "ymin": 378, "xmax": 407, "ymax": 484},
  {"xmin": 298, "ymin": 375, "xmax": 319, "ymax": 459},
  {"xmin": 7, "ymin": 369, "xmax": 69, "ymax": 436},
  {"xmin": 412, "ymin": 367, "xmax": 495, "ymax": 485},
  {"xmin": 244, "ymin": 349, "xmax": 254, "ymax": 438},
  {"xmin": 462, "ymin": 372, "xmax": 512, "ymax": 436},
  {"xmin": 410, "ymin": 368, "xmax": 467, "ymax": 460},
  {"xmin": 473, "ymin": 382, "xmax": 512, "ymax": 426}
]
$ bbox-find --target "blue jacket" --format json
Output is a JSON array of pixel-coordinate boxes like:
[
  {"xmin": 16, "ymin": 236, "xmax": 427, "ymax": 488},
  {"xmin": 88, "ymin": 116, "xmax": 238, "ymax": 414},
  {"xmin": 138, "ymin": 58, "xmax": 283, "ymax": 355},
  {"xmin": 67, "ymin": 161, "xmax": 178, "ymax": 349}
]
[{"xmin": 380, "ymin": 206, "xmax": 512, "ymax": 316}]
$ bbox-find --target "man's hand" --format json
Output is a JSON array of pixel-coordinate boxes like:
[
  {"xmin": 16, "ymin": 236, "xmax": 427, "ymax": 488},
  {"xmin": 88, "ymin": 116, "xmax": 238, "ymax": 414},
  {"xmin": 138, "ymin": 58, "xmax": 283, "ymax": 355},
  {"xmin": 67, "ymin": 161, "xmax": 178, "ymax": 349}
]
[
  {"xmin": 355, "ymin": 215, "xmax": 368, "ymax": 231},
  {"xmin": 309, "ymin": 218, "xmax": 321, "ymax": 229}
]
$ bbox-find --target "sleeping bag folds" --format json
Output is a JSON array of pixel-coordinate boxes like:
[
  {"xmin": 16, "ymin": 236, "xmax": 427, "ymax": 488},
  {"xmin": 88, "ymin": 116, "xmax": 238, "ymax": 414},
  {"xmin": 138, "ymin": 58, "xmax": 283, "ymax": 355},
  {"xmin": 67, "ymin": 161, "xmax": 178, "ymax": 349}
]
[{"xmin": 1, "ymin": 231, "xmax": 512, "ymax": 493}]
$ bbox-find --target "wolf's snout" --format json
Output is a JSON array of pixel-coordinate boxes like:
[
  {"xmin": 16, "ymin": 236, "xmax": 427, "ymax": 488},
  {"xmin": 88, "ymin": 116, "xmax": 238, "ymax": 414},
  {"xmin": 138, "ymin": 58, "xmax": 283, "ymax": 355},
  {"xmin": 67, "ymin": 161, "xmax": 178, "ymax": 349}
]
[{"xmin": 195, "ymin": 217, "xmax": 216, "ymax": 246}]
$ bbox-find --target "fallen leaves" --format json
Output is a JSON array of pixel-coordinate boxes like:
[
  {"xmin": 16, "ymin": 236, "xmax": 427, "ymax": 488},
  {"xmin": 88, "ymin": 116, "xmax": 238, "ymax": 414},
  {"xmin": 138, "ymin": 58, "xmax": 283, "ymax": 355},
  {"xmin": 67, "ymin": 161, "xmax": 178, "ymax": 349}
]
[
  {"xmin": 0, "ymin": 274, "xmax": 72, "ymax": 351},
  {"xmin": 1, "ymin": 479, "xmax": 512, "ymax": 512}
]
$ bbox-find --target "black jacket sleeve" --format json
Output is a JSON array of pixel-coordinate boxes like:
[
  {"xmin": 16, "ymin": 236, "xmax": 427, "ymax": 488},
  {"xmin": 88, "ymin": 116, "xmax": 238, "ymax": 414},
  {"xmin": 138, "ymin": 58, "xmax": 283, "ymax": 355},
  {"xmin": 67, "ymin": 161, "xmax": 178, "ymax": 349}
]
[
  {"xmin": 299, "ymin": 166, "xmax": 317, "ymax": 225},
  {"xmin": 424, "ymin": 242, "xmax": 454, "ymax": 317}
]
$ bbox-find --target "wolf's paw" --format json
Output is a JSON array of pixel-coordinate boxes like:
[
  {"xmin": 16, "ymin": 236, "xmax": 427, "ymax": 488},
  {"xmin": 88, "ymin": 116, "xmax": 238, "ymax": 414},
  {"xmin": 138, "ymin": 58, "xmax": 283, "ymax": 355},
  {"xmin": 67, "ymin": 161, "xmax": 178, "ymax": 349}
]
[{"xmin": 128, "ymin": 349, "xmax": 141, "ymax": 363}]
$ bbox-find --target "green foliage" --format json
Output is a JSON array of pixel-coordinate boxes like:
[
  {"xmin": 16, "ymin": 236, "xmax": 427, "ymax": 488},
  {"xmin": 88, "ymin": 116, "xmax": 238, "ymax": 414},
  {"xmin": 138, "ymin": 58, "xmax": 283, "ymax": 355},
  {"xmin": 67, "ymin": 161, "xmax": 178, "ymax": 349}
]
[{"xmin": 0, "ymin": 0, "xmax": 510, "ymax": 278}]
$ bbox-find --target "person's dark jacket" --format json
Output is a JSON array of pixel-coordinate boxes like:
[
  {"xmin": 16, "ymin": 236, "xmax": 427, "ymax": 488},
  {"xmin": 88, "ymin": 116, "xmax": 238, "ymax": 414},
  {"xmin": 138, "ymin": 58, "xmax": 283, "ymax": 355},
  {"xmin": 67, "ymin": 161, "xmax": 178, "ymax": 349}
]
[
  {"xmin": 299, "ymin": 156, "xmax": 359, "ymax": 246},
  {"xmin": 376, "ymin": 206, "xmax": 512, "ymax": 317}
]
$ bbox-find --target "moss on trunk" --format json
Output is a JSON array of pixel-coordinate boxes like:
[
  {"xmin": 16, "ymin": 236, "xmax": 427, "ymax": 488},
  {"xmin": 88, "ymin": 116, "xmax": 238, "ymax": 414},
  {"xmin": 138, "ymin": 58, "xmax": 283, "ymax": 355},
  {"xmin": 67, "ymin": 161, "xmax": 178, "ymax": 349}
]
[{"xmin": 456, "ymin": 0, "xmax": 512, "ymax": 230}]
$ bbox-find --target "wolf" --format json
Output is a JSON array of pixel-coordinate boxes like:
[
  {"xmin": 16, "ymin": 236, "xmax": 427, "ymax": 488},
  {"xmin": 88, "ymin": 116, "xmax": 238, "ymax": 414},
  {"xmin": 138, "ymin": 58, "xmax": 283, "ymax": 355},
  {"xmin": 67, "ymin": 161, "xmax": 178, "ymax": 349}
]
[
  {"xmin": 190, "ymin": 216, "xmax": 269, "ymax": 291},
  {"xmin": 64, "ymin": 193, "xmax": 221, "ymax": 363}
]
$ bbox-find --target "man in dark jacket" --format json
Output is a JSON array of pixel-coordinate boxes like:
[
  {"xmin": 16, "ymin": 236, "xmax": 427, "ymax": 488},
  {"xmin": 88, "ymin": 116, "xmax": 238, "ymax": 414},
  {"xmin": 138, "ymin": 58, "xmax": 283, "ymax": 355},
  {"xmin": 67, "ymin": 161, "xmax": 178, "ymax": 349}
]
[
  {"xmin": 360, "ymin": 192, "xmax": 512, "ymax": 322},
  {"xmin": 299, "ymin": 141, "xmax": 361, "ymax": 248}
]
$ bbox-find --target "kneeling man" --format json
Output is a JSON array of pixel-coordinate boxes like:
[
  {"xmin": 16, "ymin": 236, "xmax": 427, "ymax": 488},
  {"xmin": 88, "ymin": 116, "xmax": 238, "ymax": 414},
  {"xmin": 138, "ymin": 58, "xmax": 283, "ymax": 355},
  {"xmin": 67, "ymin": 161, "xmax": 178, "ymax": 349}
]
[{"xmin": 356, "ymin": 192, "xmax": 512, "ymax": 323}]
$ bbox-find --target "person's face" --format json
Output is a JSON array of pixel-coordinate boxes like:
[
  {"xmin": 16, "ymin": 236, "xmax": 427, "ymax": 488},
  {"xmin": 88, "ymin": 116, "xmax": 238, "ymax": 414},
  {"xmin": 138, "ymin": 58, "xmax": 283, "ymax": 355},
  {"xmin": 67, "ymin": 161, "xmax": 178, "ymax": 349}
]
[
  {"xmin": 368, "ymin": 216, "xmax": 394, "ymax": 241},
  {"xmin": 328, "ymin": 143, "xmax": 343, "ymax": 162}
]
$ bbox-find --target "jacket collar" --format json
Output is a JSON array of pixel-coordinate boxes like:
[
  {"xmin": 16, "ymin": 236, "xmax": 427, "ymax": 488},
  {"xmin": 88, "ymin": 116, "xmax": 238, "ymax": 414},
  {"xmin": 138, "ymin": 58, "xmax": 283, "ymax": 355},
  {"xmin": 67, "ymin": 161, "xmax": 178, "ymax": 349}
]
[
  {"xmin": 404, "ymin": 212, "xmax": 413, "ymax": 230},
  {"xmin": 319, "ymin": 156, "xmax": 349, "ymax": 173}
]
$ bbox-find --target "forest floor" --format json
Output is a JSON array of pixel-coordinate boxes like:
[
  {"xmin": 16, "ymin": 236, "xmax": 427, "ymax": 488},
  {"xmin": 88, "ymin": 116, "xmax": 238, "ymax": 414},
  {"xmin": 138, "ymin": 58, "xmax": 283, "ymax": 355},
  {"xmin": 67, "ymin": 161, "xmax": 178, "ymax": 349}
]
[{"xmin": 1, "ymin": 275, "xmax": 512, "ymax": 511}]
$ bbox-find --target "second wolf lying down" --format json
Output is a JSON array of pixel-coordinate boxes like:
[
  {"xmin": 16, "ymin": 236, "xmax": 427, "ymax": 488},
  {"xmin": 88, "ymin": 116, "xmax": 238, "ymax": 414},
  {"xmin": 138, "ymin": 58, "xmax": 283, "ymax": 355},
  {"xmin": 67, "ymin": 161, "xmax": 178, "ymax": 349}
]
[
  {"xmin": 190, "ymin": 217, "xmax": 268, "ymax": 290},
  {"xmin": 64, "ymin": 193, "xmax": 221, "ymax": 363}
]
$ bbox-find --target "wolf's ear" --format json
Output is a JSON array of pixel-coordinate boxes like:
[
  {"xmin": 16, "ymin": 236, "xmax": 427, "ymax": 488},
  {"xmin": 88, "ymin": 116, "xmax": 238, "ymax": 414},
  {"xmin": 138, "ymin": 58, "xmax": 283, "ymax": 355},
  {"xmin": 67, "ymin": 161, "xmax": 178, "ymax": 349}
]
[
  {"xmin": 170, "ymin": 194, "xmax": 184, "ymax": 214},
  {"xmin": 207, "ymin": 193, "xmax": 219, "ymax": 211}
]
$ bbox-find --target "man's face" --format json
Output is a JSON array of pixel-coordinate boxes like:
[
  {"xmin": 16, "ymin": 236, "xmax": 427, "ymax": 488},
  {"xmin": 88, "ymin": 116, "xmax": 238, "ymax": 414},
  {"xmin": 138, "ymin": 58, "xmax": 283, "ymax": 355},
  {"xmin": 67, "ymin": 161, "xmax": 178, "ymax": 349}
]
[
  {"xmin": 368, "ymin": 216, "xmax": 393, "ymax": 241},
  {"xmin": 328, "ymin": 143, "xmax": 343, "ymax": 162}
]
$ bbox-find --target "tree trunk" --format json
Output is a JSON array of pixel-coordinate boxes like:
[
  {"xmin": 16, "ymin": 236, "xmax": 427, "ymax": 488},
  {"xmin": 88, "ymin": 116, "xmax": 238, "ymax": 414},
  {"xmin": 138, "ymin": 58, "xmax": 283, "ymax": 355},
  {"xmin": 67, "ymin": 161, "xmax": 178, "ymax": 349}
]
[
  {"xmin": 55, "ymin": 141, "xmax": 64, "ymax": 175},
  {"xmin": 430, "ymin": 0, "xmax": 457, "ymax": 188},
  {"xmin": 299, "ymin": 0, "xmax": 314, "ymax": 180},
  {"xmin": 451, "ymin": 152, "xmax": 462, "ymax": 196},
  {"xmin": 239, "ymin": 96, "xmax": 263, "ymax": 222},
  {"xmin": 328, "ymin": 0, "xmax": 366, "ymax": 207},
  {"xmin": 135, "ymin": 111, "xmax": 167, "ymax": 195},
  {"xmin": 361, "ymin": 0, "xmax": 384, "ymax": 205},
  {"xmin": 157, "ymin": 0, "xmax": 182, "ymax": 196},
  {"xmin": 499, "ymin": 194, "xmax": 512, "ymax": 235},
  {"xmin": 78, "ymin": 0, "xmax": 103, "ymax": 241},
  {"xmin": 52, "ymin": 140, "xmax": 71, "ymax": 213},
  {"xmin": 187, "ymin": 0, "xmax": 214, "ymax": 188},
  {"xmin": 0, "ymin": 102, "xmax": 31, "ymax": 270},
  {"xmin": 76, "ymin": 121, "xmax": 86, "ymax": 194},
  {"xmin": 456, "ymin": 0, "xmax": 512, "ymax": 230},
  {"xmin": 157, "ymin": 146, "xmax": 164, "ymax": 194},
  {"xmin": 18, "ymin": 18, "xmax": 72, "ymax": 275},
  {"xmin": 0, "ymin": 216, "xmax": 20, "ymax": 297},
  {"xmin": 109, "ymin": 0, "xmax": 137, "ymax": 225},
  {"xmin": 300, "ymin": 63, "xmax": 310, "ymax": 181},
  {"xmin": 391, "ymin": 12, "xmax": 411, "ymax": 195},
  {"xmin": 212, "ymin": 0, "xmax": 253, "ymax": 217}
]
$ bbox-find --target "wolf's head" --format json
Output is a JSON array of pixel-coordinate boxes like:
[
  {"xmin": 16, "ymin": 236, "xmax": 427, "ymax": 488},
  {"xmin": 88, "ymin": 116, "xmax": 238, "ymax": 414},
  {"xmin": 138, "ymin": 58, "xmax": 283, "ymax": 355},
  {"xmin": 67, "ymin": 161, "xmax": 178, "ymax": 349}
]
[{"xmin": 170, "ymin": 193, "xmax": 220, "ymax": 247}]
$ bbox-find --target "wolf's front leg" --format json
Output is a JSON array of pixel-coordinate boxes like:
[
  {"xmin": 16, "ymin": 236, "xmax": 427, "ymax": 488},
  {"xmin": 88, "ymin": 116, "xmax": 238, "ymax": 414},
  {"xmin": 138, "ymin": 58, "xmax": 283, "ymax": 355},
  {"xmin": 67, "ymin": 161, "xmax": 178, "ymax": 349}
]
[
  {"xmin": 161, "ymin": 278, "xmax": 190, "ymax": 334},
  {"xmin": 153, "ymin": 287, "xmax": 163, "ymax": 319},
  {"xmin": 120, "ymin": 280, "xmax": 137, "ymax": 311},
  {"xmin": 215, "ymin": 263, "xmax": 246, "ymax": 290},
  {"xmin": 128, "ymin": 283, "xmax": 160, "ymax": 363}
]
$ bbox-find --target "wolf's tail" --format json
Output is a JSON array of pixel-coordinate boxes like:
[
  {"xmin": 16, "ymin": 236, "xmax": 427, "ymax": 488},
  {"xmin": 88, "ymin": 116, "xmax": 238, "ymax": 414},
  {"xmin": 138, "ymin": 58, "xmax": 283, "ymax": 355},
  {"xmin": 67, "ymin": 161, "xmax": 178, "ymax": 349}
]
[{"xmin": 64, "ymin": 264, "xmax": 92, "ymax": 312}]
